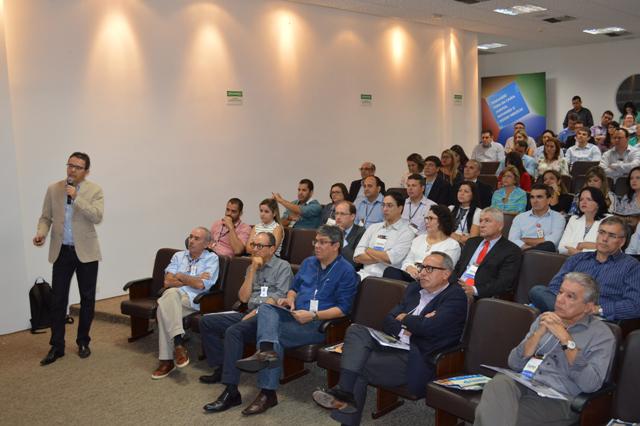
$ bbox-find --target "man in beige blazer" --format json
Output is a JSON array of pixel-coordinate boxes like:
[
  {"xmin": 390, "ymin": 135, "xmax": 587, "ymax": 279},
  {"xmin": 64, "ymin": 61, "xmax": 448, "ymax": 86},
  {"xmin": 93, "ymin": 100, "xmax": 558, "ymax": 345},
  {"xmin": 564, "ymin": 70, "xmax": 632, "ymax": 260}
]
[{"xmin": 33, "ymin": 152, "xmax": 104, "ymax": 365}]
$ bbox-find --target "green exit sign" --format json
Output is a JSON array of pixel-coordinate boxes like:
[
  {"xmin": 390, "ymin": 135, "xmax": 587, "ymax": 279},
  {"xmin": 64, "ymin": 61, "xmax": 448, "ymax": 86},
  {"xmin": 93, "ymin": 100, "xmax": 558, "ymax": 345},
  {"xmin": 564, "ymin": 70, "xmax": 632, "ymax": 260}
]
[
  {"xmin": 360, "ymin": 94, "xmax": 372, "ymax": 100},
  {"xmin": 227, "ymin": 90, "xmax": 243, "ymax": 97}
]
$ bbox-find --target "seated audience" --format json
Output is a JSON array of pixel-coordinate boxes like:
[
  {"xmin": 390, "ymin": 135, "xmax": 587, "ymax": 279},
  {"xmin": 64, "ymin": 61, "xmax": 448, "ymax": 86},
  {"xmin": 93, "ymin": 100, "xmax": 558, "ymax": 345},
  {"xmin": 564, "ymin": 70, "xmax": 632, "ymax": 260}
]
[
  {"xmin": 399, "ymin": 153, "xmax": 424, "ymax": 188},
  {"xmin": 354, "ymin": 175, "xmax": 384, "ymax": 228},
  {"xmin": 558, "ymin": 113, "xmax": 578, "ymax": 145},
  {"xmin": 384, "ymin": 204, "xmax": 460, "ymax": 281},
  {"xmin": 600, "ymin": 128, "xmax": 640, "ymax": 181},
  {"xmin": 440, "ymin": 149, "xmax": 462, "ymax": 187},
  {"xmin": 274, "ymin": 178, "xmax": 322, "ymax": 229},
  {"xmin": 599, "ymin": 120, "xmax": 620, "ymax": 152},
  {"xmin": 565, "ymin": 127, "xmax": 601, "ymax": 167},
  {"xmin": 591, "ymin": 110, "xmax": 614, "ymax": 147},
  {"xmin": 558, "ymin": 187, "xmax": 608, "ymax": 255},
  {"xmin": 423, "ymin": 155, "xmax": 453, "ymax": 205},
  {"xmin": 542, "ymin": 170, "xmax": 573, "ymax": 214},
  {"xmin": 449, "ymin": 181, "xmax": 481, "ymax": 244},
  {"xmin": 569, "ymin": 166, "xmax": 617, "ymax": 214},
  {"xmin": 234, "ymin": 225, "xmax": 358, "ymax": 416},
  {"xmin": 614, "ymin": 165, "xmax": 640, "ymax": 226},
  {"xmin": 619, "ymin": 101, "xmax": 640, "ymax": 123},
  {"xmin": 312, "ymin": 252, "xmax": 467, "ymax": 426},
  {"xmin": 529, "ymin": 216, "xmax": 640, "ymax": 321},
  {"xmin": 209, "ymin": 198, "xmax": 252, "ymax": 256},
  {"xmin": 491, "ymin": 166, "xmax": 527, "ymax": 214},
  {"xmin": 454, "ymin": 207, "xmax": 522, "ymax": 299},
  {"xmin": 475, "ymin": 273, "xmax": 615, "ymax": 426},
  {"xmin": 450, "ymin": 144, "xmax": 469, "ymax": 175},
  {"xmin": 152, "ymin": 227, "xmax": 219, "ymax": 379},
  {"xmin": 458, "ymin": 159, "xmax": 493, "ymax": 208},
  {"xmin": 498, "ymin": 137, "xmax": 537, "ymax": 178},
  {"xmin": 564, "ymin": 120, "xmax": 596, "ymax": 149},
  {"xmin": 622, "ymin": 113, "xmax": 638, "ymax": 147},
  {"xmin": 348, "ymin": 162, "xmax": 386, "ymax": 205},
  {"xmin": 200, "ymin": 232, "xmax": 292, "ymax": 410},
  {"xmin": 504, "ymin": 122, "xmax": 537, "ymax": 155},
  {"xmin": 534, "ymin": 130, "xmax": 565, "ymax": 160},
  {"xmin": 321, "ymin": 183, "xmax": 349, "ymax": 225},
  {"xmin": 471, "ymin": 129, "xmax": 505, "ymax": 162},
  {"xmin": 401, "ymin": 173, "xmax": 435, "ymax": 234},
  {"xmin": 498, "ymin": 152, "xmax": 532, "ymax": 191},
  {"xmin": 354, "ymin": 192, "xmax": 414, "ymax": 279},
  {"xmin": 508, "ymin": 184, "xmax": 565, "ymax": 252},
  {"xmin": 334, "ymin": 201, "xmax": 366, "ymax": 268},
  {"xmin": 246, "ymin": 198, "xmax": 284, "ymax": 257},
  {"xmin": 627, "ymin": 223, "xmax": 640, "ymax": 255}
]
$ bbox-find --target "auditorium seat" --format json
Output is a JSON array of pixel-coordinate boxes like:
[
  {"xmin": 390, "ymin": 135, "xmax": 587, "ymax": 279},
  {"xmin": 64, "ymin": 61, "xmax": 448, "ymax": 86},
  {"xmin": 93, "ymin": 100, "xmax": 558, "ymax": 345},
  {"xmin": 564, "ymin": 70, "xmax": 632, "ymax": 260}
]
[
  {"xmin": 501, "ymin": 213, "xmax": 515, "ymax": 238},
  {"xmin": 614, "ymin": 178, "xmax": 630, "ymax": 197},
  {"xmin": 287, "ymin": 228, "xmax": 317, "ymax": 266},
  {"xmin": 610, "ymin": 330, "xmax": 640, "ymax": 424},
  {"xmin": 387, "ymin": 187, "xmax": 408, "ymax": 199},
  {"xmin": 514, "ymin": 250, "xmax": 567, "ymax": 304},
  {"xmin": 560, "ymin": 174, "xmax": 572, "ymax": 193},
  {"xmin": 570, "ymin": 161, "xmax": 600, "ymax": 178},
  {"xmin": 479, "ymin": 162, "xmax": 500, "ymax": 175},
  {"xmin": 477, "ymin": 174, "xmax": 497, "ymax": 190},
  {"xmin": 424, "ymin": 299, "xmax": 538, "ymax": 425},
  {"xmin": 279, "ymin": 227, "xmax": 293, "ymax": 261},
  {"xmin": 572, "ymin": 175, "xmax": 586, "ymax": 194}
]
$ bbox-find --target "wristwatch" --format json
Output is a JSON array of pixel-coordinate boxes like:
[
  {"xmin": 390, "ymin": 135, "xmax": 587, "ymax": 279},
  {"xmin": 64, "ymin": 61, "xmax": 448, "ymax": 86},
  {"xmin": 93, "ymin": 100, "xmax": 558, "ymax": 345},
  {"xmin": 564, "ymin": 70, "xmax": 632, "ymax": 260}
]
[{"xmin": 561, "ymin": 340, "xmax": 576, "ymax": 351}]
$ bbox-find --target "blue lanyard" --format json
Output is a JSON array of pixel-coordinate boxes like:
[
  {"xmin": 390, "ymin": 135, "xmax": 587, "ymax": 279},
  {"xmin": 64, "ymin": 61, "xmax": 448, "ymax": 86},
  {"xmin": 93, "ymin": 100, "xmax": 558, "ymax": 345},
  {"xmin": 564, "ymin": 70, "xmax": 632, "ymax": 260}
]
[{"xmin": 314, "ymin": 261, "xmax": 338, "ymax": 299}]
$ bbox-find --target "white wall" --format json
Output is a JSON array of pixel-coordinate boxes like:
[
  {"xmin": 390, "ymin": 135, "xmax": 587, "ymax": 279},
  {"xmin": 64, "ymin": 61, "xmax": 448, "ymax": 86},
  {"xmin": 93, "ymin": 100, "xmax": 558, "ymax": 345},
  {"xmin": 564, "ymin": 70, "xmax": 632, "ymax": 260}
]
[
  {"xmin": 0, "ymin": 0, "xmax": 478, "ymax": 334},
  {"xmin": 479, "ymin": 38, "xmax": 640, "ymax": 132}
]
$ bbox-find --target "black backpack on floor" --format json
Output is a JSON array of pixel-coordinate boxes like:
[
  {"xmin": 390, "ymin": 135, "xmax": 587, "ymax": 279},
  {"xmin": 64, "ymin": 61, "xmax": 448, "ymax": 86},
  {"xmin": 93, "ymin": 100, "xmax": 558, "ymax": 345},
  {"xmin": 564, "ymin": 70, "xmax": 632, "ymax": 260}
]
[{"xmin": 29, "ymin": 278, "xmax": 73, "ymax": 334}]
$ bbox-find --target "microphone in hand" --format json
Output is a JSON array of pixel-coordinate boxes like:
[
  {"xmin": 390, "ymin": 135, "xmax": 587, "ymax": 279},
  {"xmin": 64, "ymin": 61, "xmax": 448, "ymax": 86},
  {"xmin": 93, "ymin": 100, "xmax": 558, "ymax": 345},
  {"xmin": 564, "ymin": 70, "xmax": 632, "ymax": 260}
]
[{"xmin": 66, "ymin": 178, "xmax": 74, "ymax": 204}]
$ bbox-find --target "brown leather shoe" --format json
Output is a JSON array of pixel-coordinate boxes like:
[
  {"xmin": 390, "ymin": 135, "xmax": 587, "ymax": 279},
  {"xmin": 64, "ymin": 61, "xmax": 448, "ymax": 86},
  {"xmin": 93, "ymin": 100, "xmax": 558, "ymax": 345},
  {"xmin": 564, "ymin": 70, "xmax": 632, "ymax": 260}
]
[
  {"xmin": 235, "ymin": 350, "xmax": 279, "ymax": 373},
  {"xmin": 241, "ymin": 391, "xmax": 278, "ymax": 416},
  {"xmin": 151, "ymin": 360, "xmax": 175, "ymax": 380},
  {"xmin": 175, "ymin": 345, "xmax": 189, "ymax": 368}
]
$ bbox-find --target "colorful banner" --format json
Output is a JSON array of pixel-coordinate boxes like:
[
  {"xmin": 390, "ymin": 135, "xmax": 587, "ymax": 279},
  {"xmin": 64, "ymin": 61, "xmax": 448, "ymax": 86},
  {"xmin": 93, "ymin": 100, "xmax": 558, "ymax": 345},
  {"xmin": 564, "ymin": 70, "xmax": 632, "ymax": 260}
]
[{"xmin": 481, "ymin": 72, "xmax": 546, "ymax": 145}]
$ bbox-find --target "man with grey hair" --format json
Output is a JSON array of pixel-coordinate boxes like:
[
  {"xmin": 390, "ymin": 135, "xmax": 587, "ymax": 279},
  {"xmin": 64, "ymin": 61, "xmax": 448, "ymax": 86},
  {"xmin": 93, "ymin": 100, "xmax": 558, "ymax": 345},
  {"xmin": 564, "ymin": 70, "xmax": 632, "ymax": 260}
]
[
  {"xmin": 459, "ymin": 159, "xmax": 493, "ymax": 208},
  {"xmin": 151, "ymin": 226, "xmax": 220, "ymax": 379},
  {"xmin": 312, "ymin": 252, "xmax": 467, "ymax": 425},
  {"xmin": 454, "ymin": 207, "xmax": 522, "ymax": 299},
  {"xmin": 475, "ymin": 272, "xmax": 616, "ymax": 426},
  {"xmin": 232, "ymin": 225, "xmax": 358, "ymax": 416},
  {"xmin": 348, "ymin": 162, "xmax": 386, "ymax": 205},
  {"xmin": 529, "ymin": 216, "xmax": 640, "ymax": 321}
]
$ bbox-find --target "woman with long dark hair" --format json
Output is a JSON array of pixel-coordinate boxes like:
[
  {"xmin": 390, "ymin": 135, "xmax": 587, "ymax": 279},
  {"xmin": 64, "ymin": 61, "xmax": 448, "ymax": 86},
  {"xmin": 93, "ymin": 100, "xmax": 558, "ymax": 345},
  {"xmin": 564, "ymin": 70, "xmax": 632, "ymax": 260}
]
[
  {"xmin": 558, "ymin": 187, "xmax": 608, "ymax": 255},
  {"xmin": 449, "ymin": 181, "xmax": 480, "ymax": 244}
]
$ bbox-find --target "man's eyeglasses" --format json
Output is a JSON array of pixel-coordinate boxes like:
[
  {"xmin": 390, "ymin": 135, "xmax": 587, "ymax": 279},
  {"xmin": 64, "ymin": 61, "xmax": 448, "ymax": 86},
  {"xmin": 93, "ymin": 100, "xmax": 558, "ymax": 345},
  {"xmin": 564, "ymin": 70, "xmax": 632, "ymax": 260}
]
[
  {"xmin": 249, "ymin": 243, "xmax": 274, "ymax": 250},
  {"xmin": 66, "ymin": 163, "xmax": 85, "ymax": 171},
  {"xmin": 312, "ymin": 239, "xmax": 336, "ymax": 247},
  {"xmin": 334, "ymin": 212, "xmax": 351, "ymax": 216},
  {"xmin": 414, "ymin": 263, "xmax": 447, "ymax": 274},
  {"xmin": 597, "ymin": 229, "xmax": 624, "ymax": 240}
]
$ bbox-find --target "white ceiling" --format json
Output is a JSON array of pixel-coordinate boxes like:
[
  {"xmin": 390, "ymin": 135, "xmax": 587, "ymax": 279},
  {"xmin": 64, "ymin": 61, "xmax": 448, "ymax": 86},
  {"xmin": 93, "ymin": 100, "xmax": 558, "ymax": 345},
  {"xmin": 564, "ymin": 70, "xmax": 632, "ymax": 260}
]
[{"xmin": 286, "ymin": 0, "xmax": 640, "ymax": 53}]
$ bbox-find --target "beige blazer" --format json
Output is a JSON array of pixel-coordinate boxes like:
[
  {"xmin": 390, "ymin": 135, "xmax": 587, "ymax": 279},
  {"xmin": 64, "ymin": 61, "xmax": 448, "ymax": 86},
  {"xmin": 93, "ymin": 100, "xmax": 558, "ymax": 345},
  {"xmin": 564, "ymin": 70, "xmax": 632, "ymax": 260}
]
[{"xmin": 37, "ymin": 179, "xmax": 104, "ymax": 263}]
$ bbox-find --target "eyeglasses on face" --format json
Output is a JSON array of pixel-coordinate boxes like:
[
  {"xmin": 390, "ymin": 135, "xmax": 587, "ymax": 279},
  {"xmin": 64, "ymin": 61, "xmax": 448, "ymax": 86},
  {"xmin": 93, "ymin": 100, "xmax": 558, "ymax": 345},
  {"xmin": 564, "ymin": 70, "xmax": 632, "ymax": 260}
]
[
  {"xmin": 66, "ymin": 163, "xmax": 85, "ymax": 171},
  {"xmin": 597, "ymin": 229, "xmax": 624, "ymax": 240},
  {"xmin": 249, "ymin": 243, "xmax": 274, "ymax": 250},
  {"xmin": 414, "ymin": 263, "xmax": 447, "ymax": 273},
  {"xmin": 312, "ymin": 239, "xmax": 336, "ymax": 247}
]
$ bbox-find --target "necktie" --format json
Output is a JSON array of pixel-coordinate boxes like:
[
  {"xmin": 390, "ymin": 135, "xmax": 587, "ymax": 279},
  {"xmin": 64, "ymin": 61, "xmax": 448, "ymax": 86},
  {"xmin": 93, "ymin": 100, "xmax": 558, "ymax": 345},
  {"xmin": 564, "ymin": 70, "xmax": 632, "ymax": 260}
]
[{"xmin": 476, "ymin": 240, "xmax": 490, "ymax": 264}]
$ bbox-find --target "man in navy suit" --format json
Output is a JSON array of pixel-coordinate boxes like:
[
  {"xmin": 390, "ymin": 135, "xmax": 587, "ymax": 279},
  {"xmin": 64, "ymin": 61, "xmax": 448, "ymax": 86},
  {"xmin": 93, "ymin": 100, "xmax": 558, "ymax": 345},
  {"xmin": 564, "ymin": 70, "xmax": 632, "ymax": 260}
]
[
  {"xmin": 312, "ymin": 252, "xmax": 467, "ymax": 425},
  {"xmin": 423, "ymin": 156, "xmax": 453, "ymax": 205}
]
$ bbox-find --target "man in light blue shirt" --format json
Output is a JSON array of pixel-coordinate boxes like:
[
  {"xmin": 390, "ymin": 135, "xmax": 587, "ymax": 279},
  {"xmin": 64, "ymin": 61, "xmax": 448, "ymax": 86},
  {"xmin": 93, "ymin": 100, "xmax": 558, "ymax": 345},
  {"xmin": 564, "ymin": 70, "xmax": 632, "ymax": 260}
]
[
  {"xmin": 496, "ymin": 139, "xmax": 537, "ymax": 177},
  {"xmin": 558, "ymin": 113, "xmax": 578, "ymax": 144},
  {"xmin": 566, "ymin": 127, "xmax": 601, "ymax": 167},
  {"xmin": 152, "ymin": 226, "xmax": 219, "ymax": 379},
  {"xmin": 508, "ymin": 184, "xmax": 565, "ymax": 252},
  {"xmin": 355, "ymin": 175, "xmax": 384, "ymax": 228}
]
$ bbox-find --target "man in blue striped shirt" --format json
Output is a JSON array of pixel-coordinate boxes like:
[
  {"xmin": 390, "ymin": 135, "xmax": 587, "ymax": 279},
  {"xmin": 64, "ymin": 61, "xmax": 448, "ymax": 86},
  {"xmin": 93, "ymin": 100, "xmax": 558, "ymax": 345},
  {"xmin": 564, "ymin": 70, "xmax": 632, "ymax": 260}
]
[{"xmin": 529, "ymin": 216, "xmax": 640, "ymax": 321}]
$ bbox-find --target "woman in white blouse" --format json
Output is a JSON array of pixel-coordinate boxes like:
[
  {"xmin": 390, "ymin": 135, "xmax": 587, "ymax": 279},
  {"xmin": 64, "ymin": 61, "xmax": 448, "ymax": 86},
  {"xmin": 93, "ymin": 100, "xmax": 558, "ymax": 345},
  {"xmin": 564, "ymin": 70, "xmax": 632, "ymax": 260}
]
[
  {"xmin": 449, "ymin": 181, "xmax": 481, "ymax": 245},
  {"xmin": 383, "ymin": 204, "xmax": 460, "ymax": 282},
  {"xmin": 558, "ymin": 187, "xmax": 608, "ymax": 255}
]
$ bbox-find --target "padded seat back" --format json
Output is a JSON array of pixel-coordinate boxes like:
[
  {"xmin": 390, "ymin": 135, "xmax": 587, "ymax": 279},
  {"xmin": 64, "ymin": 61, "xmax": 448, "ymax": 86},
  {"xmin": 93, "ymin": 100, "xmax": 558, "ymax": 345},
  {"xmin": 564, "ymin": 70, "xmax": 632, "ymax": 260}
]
[
  {"xmin": 570, "ymin": 161, "xmax": 600, "ymax": 178},
  {"xmin": 478, "ymin": 174, "xmax": 498, "ymax": 190},
  {"xmin": 222, "ymin": 256, "xmax": 252, "ymax": 310},
  {"xmin": 465, "ymin": 299, "xmax": 538, "ymax": 374},
  {"xmin": 288, "ymin": 229, "xmax": 317, "ymax": 265},
  {"xmin": 352, "ymin": 277, "xmax": 407, "ymax": 330},
  {"xmin": 615, "ymin": 178, "xmax": 631, "ymax": 197},
  {"xmin": 150, "ymin": 248, "xmax": 180, "ymax": 296},
  {"xmin": 514, "ymin": 250, "xmax": 567, "ymax": 304},
  {"xmin": 480, "ymin": 162, "xmax": 500, "ymax": 175},
  {"xmin": 215, "ymin": 254, "xmax": 230, "ymax": 288},
  {"xmin": 501, "ymin": 214, "xmax": 515, "ymax": 238},
  {"xmin": 571, "ymin": 175, "xmax": 586, "ymax": 194},
  {"xmin": 614, "ymin": 330, "xmax": 640, "ymax": 422}
]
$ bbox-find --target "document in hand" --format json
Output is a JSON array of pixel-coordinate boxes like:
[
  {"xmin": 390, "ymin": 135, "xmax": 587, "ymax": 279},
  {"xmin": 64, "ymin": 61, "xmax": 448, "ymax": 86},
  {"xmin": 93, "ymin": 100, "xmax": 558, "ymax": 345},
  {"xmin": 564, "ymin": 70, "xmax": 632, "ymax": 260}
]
[
  {"xmin": 433, "ymin": 374, "xmax": 492, "ymax": 391},
  {"xmin": 366, "ymin": 327, "xmax": 410, "ymax": 351},
  {"xmin": 481, "ymin": 364, "xmax": 568, "ymax": 401},
  {"xmin": 324, "ymin": 343, "xmax": 344, "ymax": 354}
]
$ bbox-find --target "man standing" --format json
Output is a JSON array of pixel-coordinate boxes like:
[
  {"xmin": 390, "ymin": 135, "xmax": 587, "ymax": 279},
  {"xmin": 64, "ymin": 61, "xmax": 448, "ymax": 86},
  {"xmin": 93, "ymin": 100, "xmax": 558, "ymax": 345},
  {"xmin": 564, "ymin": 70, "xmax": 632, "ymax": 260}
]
[
  {"xmin": 565, "ymin": 128, "xmax": 602, "ymax": 167},
  {"xmin": 348, "ymin": 162, "xmax": 386, "ymax": 204},
  {"xmin": 274, "ymin": 178, "xmax": 322, "ymax": 229},
  {"xmin": 151, "ymin": 227, "xmax": 219, "ymax": 379},
  {"xmin": 354, "ymin": 176, "xmax": 384, "ymax": 228},
  {"xmin": 354, "ymin": 192, "xmax": 414, "ymax": 279},
  {"xmin": 201, "ymin": 232, "xmax": 292, "ymax": 412},
  {"xmin": 458, "ymin": 160, "xmax": 493, "ymax": 208},
  {"xmin": 562, "ymin": 95, "xmax": 594, "ymax": 129},
  {"xmin": 454, "ymin": 207, "xmax": 521, "ymax": 300},
  {"xmin": 508, "ymin": 184, "xmax": 565, "ymax": 252},
  {"xmin": 233, "ymin": 225, "xmax": 358, "ymax": 416},
  {"xmin": 402, "ymin": 174, "xmax": 436, "ymax": 234},
  {"xmin": 471, "ymin": 130, "xmax": 505, "ymax": 163},
  {"xmin": 35, "ymin": 152, "xmax": 104, "ymax": 365},
  {"xmin": 209, "ymin": 198, "xmax": 252, "ymax": 257},
  {"xmin": 312, "ymin": 252, "xmax": 467, "ymax": 426},
  {"xmin": 334, "ymin": 201, "xmax": 365, "ymax": 268},
  {"xmin": 600, "ymin": 128, "xmax": 640, "ymax": 181},
  {"xmin": 529, "ymin": 216, "xmax": 640, "ymax": 321},
  {"xmin": 475, "ymin": 273, "xmax": 615, "ymax": 426}
]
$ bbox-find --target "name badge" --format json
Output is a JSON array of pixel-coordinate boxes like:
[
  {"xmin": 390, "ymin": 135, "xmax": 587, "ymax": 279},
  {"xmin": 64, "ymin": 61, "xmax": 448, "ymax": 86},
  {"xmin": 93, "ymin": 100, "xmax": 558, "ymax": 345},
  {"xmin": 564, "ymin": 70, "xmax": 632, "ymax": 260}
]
[
  {"xmin": 326, "ymin": 218, "xmax": 336, "ymax": 226},
  {"xmin": 373, "ymin": 235, "xmax": 387, "ymax": 251},
  {"xmin": 461, "ymin": 264, "xmax": 479, "ymax": 286},
  {"xmin": 536, "ymin": 225, "xmax": 544, "ymax": 238},
  {"xmin": 359, "ymin": 219, "xmax": 365, "ymax": 227},
  {"xmin": 190, "ymin": 264, "xmax": 197, "ymax": 276},
  {"xmin": 309, "ymin": 299, "xmax": 319, "ymax": 313},
  {"xmin": 522, "ymin": 355, "xmax": 544, "ymax": 380},
  {"xmin": 260, "ymin": 286, "xmax": 268, "ymax": 298}
]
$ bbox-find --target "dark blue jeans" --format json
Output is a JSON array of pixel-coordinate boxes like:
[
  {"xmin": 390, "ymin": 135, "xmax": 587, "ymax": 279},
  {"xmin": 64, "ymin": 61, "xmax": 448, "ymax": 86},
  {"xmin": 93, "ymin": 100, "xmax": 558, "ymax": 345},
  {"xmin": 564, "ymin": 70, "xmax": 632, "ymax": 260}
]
[{"xmin": 529, "ymin": 285, "xmax": 557, "ymax": 312}]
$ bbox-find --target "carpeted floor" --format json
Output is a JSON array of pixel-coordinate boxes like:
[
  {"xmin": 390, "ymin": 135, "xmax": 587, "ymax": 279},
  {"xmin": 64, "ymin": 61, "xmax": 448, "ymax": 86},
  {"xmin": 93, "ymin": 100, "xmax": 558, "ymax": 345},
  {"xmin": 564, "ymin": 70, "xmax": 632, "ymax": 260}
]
[{"xmin": 0, "ymin": 311, "xmax": 436, "ymax": 426}]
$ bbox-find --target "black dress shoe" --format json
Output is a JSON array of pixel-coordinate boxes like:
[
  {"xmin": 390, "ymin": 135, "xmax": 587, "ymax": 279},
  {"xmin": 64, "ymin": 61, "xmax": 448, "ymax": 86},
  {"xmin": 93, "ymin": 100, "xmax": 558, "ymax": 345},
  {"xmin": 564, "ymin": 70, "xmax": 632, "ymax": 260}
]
[
  {"xmin": 235, "ymin": 350, "xmax": 279, "ymax": 373},
  {"xmin": 312, "ymin": 386, "xmax": 357, "ymax": 414},
  {"xmin": 203, "ymin": 390, "xmax": 242, "ymax": 413},
  {"xmin": 40, "ymin": 348, "xmax": 64, "ymax": 366},
  {"xmin": 78, "ymin": 345, "xmax": 91, "ymax": 359},
  {"xmin": 241, "ymin": 391, "xmax": 278, "ymax": 416},
  {"xmin": 199, "ymin": 368, "xmax": 222, "ymax": 384}
]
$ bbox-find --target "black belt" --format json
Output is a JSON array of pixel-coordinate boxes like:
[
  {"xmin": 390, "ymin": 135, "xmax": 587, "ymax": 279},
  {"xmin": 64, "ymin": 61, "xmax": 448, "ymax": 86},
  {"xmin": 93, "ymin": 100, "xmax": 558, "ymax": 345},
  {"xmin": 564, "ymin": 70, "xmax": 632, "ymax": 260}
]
[{"xmin": 61, "ymin": 244, "xmax": 75, "ymax": 250}]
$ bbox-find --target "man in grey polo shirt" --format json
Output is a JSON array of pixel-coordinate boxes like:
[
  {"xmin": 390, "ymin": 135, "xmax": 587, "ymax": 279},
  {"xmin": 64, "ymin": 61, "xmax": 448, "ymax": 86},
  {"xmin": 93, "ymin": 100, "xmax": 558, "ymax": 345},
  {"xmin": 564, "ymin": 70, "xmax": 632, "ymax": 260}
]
[
  {"xmin": 199, "ymin": 232, "xmax": 292, "ymax": 413},
  {"xmin": 474, "ymin": 272, "xmax": 615, "ymax": 426}
]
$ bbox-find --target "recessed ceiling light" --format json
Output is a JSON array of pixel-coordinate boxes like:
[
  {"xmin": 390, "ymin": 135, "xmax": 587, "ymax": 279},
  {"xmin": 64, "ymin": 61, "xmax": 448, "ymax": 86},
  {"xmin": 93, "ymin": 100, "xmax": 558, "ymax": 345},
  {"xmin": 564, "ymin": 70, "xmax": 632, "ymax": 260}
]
[
  {"xmin": 478, "ymin": 43, "xmax": 507, "ymax": 50},
  {"xmin": 583, "ymin": 27, "xmax": 626, "ymax": 35},
  {"xmin": 494, "ymin": 4, "xmax": 547, "ymax": 16}
]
